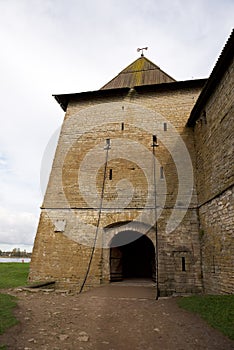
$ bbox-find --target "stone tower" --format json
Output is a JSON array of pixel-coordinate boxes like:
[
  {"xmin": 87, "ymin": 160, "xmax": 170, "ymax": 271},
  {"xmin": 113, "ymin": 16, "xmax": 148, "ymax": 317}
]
[{"xmin": 29, "ymin": 38, "xmax": 233, "ymax": 295}]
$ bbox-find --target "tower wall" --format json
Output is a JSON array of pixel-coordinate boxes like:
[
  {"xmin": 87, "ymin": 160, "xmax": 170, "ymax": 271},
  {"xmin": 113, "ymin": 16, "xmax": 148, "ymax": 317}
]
[{"xmin": 29, "ymin": 84, "xmax": 204, "ymax": 294}]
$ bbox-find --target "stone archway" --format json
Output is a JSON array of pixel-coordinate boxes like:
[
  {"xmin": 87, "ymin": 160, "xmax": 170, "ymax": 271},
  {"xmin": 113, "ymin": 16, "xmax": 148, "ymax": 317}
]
[{"xmin": 109, "ymin": 231, "xmax": 156, "ymax": 282}]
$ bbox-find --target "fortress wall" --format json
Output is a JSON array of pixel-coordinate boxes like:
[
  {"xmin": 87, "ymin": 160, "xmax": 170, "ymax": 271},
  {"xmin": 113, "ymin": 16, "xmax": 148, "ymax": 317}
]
[{"xmin": 194, "ymin": 58, "xmax": 234, "ymax": 294}]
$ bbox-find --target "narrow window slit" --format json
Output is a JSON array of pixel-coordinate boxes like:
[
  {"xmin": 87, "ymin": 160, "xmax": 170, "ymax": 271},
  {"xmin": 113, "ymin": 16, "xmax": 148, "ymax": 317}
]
[
  {"xmin": 160, "ymin": 166, "xmax": 164, "ymax": 179},
  {"xmin": 121, "ymin": 122, "xmax": 124, "ymax": 131},
  {"xmin": 212, "ymin": 255, "xmax": 215, "ymax": 273},
  {"xmin": 202, "ymin": 110, "xmax": 207, "ymax": 124},
  {"xmin": 163, "ymin": 122, "xmax": 167, "ymax": 131},
  {"xmin": 109, "ymin": 169, "xmax": 113, "ymax": 180},
  {"xmin": 182, "ymin": 257, "xmax": 186, "ymax": 271}
]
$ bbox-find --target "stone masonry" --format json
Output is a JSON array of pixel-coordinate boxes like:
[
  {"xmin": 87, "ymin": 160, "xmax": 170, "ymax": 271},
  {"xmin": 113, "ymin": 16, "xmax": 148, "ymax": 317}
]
[
  {"xmin": 29, "ymin": 32, "xmax": 234, "ymax": 295},
  {"xmin": 193, "ymin": 52, "xmax": 234, "ymax": 294},
  {"xmin": 29, "ymin": 83, "xmax": 204, "ymax": 295}
]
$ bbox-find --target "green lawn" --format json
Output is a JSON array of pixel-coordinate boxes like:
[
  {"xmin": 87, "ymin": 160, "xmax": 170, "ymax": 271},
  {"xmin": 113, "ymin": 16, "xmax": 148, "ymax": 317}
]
[
  {"xmin": 0, "ymin": 263, "xmax": 30, "ymax": 289},
  {"xmin": 0, "ymin": 263, "xmax": 30, "ymax": 348},
  {"xmin": 178, "ymin": 295, "xmax": 234, "ymax": 340},
  {"xmin": 0, "ymin": 294, "xmax": 18, "ymax": 335}
]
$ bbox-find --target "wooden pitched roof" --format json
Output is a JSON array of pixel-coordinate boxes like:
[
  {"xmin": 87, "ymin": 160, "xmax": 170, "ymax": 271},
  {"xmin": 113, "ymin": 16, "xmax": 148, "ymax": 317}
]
[{"xmin": 101, "ymin": 56, "xmax": 175, "ymax": 89}]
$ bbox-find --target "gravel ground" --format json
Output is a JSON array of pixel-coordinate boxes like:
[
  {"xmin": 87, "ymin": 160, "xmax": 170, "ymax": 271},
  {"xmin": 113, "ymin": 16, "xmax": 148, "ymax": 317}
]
[{"xmin": 0, "ymin": 283, "xmax": 233, "ymax": 350}]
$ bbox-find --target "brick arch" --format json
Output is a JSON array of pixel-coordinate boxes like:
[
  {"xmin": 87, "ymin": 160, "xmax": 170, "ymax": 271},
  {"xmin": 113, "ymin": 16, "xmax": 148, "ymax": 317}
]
[{"xmin": 103, "ymin": 220, "xmax": 153, "ymax": 248}]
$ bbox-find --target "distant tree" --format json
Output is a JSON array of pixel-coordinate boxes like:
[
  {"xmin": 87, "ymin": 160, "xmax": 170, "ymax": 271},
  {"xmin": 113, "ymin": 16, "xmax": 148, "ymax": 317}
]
[
  {"xmin": 12, "ymin": 248, "xmax": 21, "ymax": 257},
  {"xmin": 12, "ymin": 248, "xmax": 17, "ymax": 256}
]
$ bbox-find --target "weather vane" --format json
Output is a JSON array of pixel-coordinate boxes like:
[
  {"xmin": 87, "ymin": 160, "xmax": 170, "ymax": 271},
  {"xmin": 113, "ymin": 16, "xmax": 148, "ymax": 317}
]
[{"xmin": 137, "ymin": 47, "xmax": 148, "ymax": 57}]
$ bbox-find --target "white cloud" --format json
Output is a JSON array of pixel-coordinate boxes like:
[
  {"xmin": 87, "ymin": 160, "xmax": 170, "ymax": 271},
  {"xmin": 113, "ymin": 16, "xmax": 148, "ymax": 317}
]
[
  {"xmin": 0, "ymin": 0, "xmax": 233, "ymax": 250},
  {"xmin": 0, "ymin": 207, "xmax": 37, "ymax": 247}
]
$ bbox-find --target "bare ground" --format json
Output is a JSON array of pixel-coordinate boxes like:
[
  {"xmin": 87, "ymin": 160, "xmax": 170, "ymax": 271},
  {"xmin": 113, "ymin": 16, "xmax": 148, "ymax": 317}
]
[{"xmin": 0, "ymin": 282, "xmax": 233, "ymax": 350}]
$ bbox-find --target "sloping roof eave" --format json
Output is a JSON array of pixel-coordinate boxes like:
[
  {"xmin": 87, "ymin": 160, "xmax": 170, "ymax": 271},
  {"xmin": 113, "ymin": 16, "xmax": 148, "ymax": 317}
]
[
  {"xmin": 187, "ymin": 29, "xmax": 234, "ymax": 126},
  {"xmin": 53, "ymin": 79, "xmax": 207, "ymax": 112}
]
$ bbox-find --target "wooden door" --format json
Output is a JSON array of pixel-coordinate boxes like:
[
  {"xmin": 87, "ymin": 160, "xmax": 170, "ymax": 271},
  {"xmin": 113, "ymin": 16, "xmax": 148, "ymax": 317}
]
[{"xmin": 110, "ymin": 247, "xmax": 123, "ymax": 281}]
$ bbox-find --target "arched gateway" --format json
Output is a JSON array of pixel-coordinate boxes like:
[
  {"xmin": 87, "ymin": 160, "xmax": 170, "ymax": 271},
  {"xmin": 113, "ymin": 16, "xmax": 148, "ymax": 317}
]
[{"xmin": 109, "ymin": 231, "xmax": 156, "ymax": 282}]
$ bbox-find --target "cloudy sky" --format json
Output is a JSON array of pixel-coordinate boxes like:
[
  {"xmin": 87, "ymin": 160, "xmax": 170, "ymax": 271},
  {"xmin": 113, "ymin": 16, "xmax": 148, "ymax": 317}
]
[{"xmin": 0, "ymin": 0, "xmax": 233, "ymax": 252}]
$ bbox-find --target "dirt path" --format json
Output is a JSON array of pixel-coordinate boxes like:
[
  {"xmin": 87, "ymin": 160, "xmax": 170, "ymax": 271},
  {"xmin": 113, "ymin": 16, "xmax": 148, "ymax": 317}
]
[{"xmin": 0, "ymin": 284, "xmax": 233, "ymax": 350}]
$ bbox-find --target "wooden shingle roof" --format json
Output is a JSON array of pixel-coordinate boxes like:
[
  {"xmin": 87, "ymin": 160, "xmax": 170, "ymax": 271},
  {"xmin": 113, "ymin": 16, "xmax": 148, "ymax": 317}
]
[{"xmin": 101, "ymin": 56, "xmax": 175, "ymax": 89}]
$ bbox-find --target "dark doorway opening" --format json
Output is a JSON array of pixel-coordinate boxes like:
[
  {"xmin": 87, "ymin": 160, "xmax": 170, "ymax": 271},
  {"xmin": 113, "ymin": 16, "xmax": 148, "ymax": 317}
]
[{"xmin": 110, "ymin": 231, "xmax": 155, "ymax": 282}]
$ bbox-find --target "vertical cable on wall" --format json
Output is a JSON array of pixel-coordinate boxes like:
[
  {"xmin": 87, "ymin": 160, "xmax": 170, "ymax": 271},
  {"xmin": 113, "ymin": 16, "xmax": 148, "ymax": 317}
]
[
  {"xmin": 152, "ymin": 135, "xmax": 159, "ymax": 300},
  {"xmin": 79, "ymin": 139, "xmax": 111, "ymax": 293}
]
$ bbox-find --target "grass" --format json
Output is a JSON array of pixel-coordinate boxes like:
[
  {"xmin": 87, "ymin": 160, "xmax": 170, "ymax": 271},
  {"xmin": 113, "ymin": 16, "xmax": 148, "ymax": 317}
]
[
  {"xmin": 0, "ymin": 294, "xmax": 18, "ymax": 335},
  {"xmin": 178, "ymin": 295, "xmax": 234, "ymax": 340},
  {"xmin": 0, "ymin": 263, "xmax": 30, "ymax": 348},
  {"xmin": 0, "ymin": 263, "xmax": 30, "ymax": 289}
]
